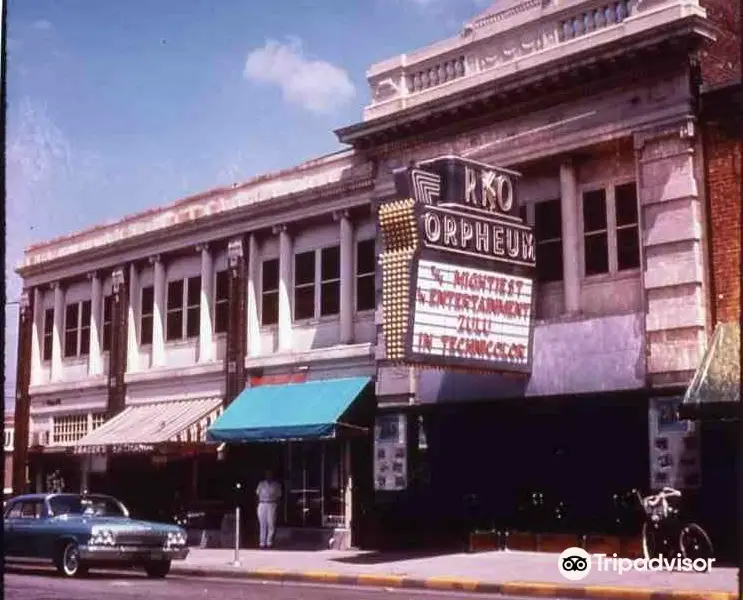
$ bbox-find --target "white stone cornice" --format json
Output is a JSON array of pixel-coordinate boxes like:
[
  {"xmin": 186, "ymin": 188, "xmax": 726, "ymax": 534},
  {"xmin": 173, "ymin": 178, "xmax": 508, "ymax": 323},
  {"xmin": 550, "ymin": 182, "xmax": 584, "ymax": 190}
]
[
  {"xmin": 20, "ymin": 189, "xmax": 374, "ymax": 289},
  {"xmin": 245, "ymin": 343, "xmax": 375, "ymax": 370},
  {"xmin": 19, "ymin": 152, "xmax": 371, "ymax": 275}
]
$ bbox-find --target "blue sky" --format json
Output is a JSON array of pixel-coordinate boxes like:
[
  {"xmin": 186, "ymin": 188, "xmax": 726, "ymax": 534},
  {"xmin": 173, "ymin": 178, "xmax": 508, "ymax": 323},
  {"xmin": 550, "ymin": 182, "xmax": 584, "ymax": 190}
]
[{"xmin": 4, "ymin": 0, "xmax": 494, "ymax": 409}]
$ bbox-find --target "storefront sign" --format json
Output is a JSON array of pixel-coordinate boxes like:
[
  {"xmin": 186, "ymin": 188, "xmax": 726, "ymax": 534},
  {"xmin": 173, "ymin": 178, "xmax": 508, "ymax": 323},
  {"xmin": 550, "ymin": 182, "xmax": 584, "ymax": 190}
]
[
  {"xmin": 380, "ymin": 155, "xmax": 536, "ymax": 374},
  {"xmin": 648, "ymin": 397, "xmax": 700, "ymax": 491},
  {"xmin": 374, "ymin": 413, "xmax": 408, "ymax": 491}
]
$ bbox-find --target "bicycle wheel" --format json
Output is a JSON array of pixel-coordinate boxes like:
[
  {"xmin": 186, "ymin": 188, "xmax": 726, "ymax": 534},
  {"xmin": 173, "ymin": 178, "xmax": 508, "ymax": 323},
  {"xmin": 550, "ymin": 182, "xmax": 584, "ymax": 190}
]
[{"xmin": 680, "ymin": 523, "xmax": 714, "ymax": 562}]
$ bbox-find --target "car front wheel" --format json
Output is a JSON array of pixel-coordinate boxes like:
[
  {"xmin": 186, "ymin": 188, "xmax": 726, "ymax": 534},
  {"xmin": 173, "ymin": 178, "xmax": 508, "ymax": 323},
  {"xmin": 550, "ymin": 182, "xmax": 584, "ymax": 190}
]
[
  {"xmin": 56, "ymin": 541, "xmax": 88, "ymax": 578},
  {"xmin": 144, "ymin": 560, "xmax": 171, "ymax": 578}
]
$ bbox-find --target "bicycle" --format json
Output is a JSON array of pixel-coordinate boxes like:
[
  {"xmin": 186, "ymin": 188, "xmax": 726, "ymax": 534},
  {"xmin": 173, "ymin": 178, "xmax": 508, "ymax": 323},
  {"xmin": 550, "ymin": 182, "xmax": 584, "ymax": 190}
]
[{"xmin": 632, "ymin": 487, "xmax": 713, "ymax": 563}]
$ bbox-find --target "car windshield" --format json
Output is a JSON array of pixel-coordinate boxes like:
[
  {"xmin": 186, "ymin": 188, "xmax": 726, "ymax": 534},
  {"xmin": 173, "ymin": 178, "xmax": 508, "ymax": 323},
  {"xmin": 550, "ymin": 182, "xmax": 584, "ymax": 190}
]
[{"xmin": 48, "ymin": 494, "xmax": 128, "ymax": 518}]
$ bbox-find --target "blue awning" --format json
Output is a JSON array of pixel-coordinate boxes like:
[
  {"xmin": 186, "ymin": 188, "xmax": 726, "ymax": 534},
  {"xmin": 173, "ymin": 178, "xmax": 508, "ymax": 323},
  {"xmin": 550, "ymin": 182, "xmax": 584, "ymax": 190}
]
[{"xmin": 206, "ymin": 376, "xmax": 372, "ymax": 442}]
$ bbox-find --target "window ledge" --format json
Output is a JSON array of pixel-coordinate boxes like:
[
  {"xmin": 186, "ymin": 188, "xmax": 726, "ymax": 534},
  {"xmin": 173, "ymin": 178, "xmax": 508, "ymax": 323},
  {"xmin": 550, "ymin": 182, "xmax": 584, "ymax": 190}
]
[
  {"xmin": 62, "ymin": 357, "xmax": 88, "ymax": 366},
  {"xmin": 294, "ymin": 314, "xmax": 341, "ymax": 327},
  {"xmin": 29, "ymin": 376, "xmax": 108, "ymax": 395},
  {"xmin": 164, "ymin": 338, "xmax": 198, "ymax": 349},
  {"xmin": 124, "ymin": 361, "xmax": 223, "ymax": 384},
  {"xmin": 582, "ymin": 268, "xmax": 641, "ymax": 286}
]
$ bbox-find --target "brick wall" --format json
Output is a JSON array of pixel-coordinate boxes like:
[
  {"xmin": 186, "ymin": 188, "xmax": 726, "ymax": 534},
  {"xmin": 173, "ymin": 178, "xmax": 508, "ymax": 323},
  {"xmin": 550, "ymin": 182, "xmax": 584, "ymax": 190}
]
[
  {"xmin": 705, "ymin": 120, "xmax": 742, "ymax": 323},
  {"xmin": 699, "ymin": 0, "xmax": 741, "ymax": 86}
]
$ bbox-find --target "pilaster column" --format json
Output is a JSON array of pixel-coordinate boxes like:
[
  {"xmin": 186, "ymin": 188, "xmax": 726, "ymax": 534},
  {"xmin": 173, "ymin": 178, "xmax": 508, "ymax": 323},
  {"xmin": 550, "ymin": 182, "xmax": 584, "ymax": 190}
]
[
  {"xmin": 12, "ymin": 289, "xmax": 34, "ymax": 494},
  {"xmin": 559, "ymin": 159, "xmax": 581, "ymax": 314},
  {"xmin": 126, "ymin": 264, "xmax": 140, "ymax": 372},
  {"xmin": 276, "ymin": 225, "xmax": 293, "ymax": 352},
  {"xmin": 336, "ymin": 211, "xmax": 354, "ymax": 344},
  {"xmin": 634, "ymin": 123, "xmax": 706, "ymax": 387},
  {"xmin": 225, "ymin": 238, "xmax": 247, "ymax": 406},
  {"xmin": 51, "ymin": 282, "xmax": 64, "ymax": 382},
  {"xmin": 107, "ymin": 267, "xmax": 129, "ymax": 418},
  {"xmin": 198, "ymin": 243, "xmax": 214, "ymax": 363},
  {"xmin": 151, "ymin": 255, "xmax": 166, "ymax": 368},
  {"xmin": 88, "ymin": 272, "xmax": 103, "ymax": 376},
  {"xmin": 30, "ymin": 288, "xmax": 43, "ymax": 386},
  {"xmin": 246, "ymin": 233, "xmax": 261, "ymax": 357}
]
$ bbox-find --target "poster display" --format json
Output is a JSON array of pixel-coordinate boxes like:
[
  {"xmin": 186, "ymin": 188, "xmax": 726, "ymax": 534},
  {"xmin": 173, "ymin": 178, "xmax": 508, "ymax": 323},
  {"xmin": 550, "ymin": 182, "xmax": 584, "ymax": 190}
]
[
  {"xmin": 648, "ymin": 397, "xmax": 701, "ymax": 491},
  {"xmin": 374, "ymin": 413, "xmax": 408, "ymax": 491}
]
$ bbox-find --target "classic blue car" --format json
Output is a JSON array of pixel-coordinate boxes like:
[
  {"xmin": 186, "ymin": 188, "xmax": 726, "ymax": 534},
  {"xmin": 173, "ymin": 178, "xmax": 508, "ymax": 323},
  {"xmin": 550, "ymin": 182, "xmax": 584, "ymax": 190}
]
[{"xmin": 3, "ymin": 493, "xmax": 189, "ymax": 578}]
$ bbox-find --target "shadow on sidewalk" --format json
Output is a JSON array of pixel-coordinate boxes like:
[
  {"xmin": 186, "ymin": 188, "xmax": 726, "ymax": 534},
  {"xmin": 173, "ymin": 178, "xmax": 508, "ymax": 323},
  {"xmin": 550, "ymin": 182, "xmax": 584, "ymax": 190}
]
[{"xmin": 331, "ymin": 550, "xmax": 457, "ymax": 565}]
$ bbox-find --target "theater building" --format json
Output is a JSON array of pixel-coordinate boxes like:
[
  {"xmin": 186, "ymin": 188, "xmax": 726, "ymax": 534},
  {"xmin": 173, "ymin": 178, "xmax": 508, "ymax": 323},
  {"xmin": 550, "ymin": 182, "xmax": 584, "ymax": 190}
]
[
  {"xmin": 335, "ymin": 0, "xmax": 727, "ymax": 550},
  {"xmin": 12, "ymin": 0, "xmax": 736, "ymax": 552}
]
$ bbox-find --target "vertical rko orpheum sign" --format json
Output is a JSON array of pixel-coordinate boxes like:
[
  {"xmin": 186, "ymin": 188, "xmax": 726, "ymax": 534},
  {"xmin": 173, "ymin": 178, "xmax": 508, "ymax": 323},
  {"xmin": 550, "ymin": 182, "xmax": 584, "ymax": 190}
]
[{"xmin": 379, "ymin": 156, "xmax": 537, "ymax": 374}]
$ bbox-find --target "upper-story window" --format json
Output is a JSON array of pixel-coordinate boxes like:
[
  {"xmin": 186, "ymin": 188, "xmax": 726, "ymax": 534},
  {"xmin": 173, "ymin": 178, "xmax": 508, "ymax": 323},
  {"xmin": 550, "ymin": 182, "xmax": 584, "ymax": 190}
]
[
  {"xmin": 102, "ymin": 295, "xmax": 113, "ymax": 351},
  {"xmin": 140, "ymin": 286, "xmax": 154, "ymax": 345},
  {"xmin": 582, "ymin": 181, "xmax": 640, "ymax": 276},
  {"xmin": 294, "ymin": 251, "xmax": 315, "ymax": 320},
  {"xmin": 356, "ymin": 239, "xmax": 376, "ymax": 312},
  {"xmin": 615, "ymin": 182, "xmax": 640, "ymax": 271},
  {"xmin": 320, "ymin": 246, "xmax": 340, "ymax": 316},
  {"xmin": 4, "ymin": 428, "xmax": 13, "ymax": 451},
  {"xmin": 42, "ymin": 308, "xmax": 54, "ymax": 361},
  {"xmin": 166, "ymin": 276, "xmax": 201, "ymax": 341},
  {"xmin": 64, "ymin": 300, "xmax": 91, "ymax": 358},
  {"xmin": 534, "ymin": 199, "xmax": 563, "ymax": 283},
  {"xmin": 214, "ymin": 270, "xmax": 229, "ymax": 334},
  {"xmin": 294, "ymin": 246, "xmax": 341, "ymax": 321},
  {"xmin": 261, "ymin": 259, "xmax": 279, "ymax": 326}
]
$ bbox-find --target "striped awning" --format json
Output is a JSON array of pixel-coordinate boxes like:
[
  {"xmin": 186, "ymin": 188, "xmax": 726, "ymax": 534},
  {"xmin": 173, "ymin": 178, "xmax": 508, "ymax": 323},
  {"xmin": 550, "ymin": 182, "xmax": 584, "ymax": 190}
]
[{"xmin": 74, "ymin": 398, "xmax": 224, "ymax": 454}]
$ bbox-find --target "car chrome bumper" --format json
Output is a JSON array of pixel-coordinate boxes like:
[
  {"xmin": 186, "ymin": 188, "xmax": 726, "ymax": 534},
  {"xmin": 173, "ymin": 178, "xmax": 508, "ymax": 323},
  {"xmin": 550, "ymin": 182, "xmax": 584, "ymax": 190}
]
[{"xmin": 79, "ymin": 545, "xmax": 189, "ymax": 562}]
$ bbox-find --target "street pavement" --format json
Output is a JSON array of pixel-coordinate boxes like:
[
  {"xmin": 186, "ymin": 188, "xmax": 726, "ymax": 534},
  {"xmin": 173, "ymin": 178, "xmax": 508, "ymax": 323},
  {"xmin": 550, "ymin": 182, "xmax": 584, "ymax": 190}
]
[{"xmin": 3, "ymin": 568, "xmax": 575, "ymax": 600}]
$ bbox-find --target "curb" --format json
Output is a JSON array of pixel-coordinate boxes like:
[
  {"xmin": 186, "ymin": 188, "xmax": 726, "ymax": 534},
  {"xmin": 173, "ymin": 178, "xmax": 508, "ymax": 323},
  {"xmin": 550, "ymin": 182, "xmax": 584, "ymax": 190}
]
[{"xmin": 170, "ymin": 566, "xmax": 736, "ymax": 600}]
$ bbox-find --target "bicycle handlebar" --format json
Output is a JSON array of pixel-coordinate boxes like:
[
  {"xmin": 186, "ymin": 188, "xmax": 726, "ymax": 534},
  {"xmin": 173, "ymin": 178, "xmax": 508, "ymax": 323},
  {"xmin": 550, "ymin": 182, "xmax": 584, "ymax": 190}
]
[{"xmin": 632, "ymin": 487, "xmax": 682, "ymax": 506}]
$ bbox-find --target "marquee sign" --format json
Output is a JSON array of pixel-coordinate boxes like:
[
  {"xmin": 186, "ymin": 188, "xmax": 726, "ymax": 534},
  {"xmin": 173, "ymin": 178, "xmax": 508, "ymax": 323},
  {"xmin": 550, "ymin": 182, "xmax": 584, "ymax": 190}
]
[{"xmin": 379, "ymin": 155, "xmax": 537, "ymax": 374}]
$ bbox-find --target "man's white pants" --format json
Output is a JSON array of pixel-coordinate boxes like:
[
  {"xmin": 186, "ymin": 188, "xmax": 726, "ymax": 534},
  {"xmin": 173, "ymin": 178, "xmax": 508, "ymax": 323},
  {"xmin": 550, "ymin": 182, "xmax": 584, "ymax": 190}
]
[{"xmin": 257, "ymin": 502, "xmax": 277, "ymax": 548}]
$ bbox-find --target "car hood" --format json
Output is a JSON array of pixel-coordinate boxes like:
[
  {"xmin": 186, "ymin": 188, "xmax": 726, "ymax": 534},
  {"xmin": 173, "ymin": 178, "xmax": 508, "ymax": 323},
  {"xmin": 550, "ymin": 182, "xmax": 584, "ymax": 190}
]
[{"xmin": 56, "ymin": 515, "xmax": 182, "ymax": 533}]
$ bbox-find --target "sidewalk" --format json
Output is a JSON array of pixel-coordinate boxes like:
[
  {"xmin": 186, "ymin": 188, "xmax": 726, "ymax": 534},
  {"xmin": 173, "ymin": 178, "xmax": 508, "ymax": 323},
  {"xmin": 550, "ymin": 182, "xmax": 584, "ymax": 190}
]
[{"xmin": 171, "ymin": 547, "xmax": 739, "ymax": 600}]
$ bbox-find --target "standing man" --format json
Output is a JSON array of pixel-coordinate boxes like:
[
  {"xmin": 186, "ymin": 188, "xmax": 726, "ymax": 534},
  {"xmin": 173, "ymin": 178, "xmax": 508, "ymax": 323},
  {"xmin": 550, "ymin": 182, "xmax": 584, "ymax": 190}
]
[{"xmin": 256, "ymin": 469, "xmax": 281, "ymax": 549}]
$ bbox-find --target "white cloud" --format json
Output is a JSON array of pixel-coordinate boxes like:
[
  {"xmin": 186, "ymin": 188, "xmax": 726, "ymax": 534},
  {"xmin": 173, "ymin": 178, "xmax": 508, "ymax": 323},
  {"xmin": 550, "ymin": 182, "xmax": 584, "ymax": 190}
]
[{"xmin": 243, "ymin": 37, "xmax": 356, "ymax": 115}]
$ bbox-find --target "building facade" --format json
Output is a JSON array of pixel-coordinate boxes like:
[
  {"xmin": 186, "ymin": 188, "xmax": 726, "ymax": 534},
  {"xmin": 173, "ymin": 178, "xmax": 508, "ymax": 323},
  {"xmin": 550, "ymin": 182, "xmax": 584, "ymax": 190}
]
[{"xmin": 13, "ymin": 0, "xmax": 737, "ymax": 554}]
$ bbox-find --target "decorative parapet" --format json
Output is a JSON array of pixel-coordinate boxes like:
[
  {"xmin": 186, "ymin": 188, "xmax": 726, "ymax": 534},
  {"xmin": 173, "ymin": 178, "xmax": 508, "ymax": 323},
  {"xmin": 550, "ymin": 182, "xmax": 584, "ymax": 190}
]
[{"xmin": 363, "ymin": 0, "xmax": 708, "ymax": 121}]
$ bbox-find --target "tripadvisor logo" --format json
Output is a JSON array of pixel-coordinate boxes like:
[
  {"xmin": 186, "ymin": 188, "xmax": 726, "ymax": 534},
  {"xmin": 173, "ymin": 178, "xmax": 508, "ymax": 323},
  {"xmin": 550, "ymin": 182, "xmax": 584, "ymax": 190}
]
[
  {"xmin": 558, "ymin": 547, "xmax": 715, "ymax": 581},
  {"xmin": 558, "ymin": 548, "xmax": 592, "ymax": 581}
]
